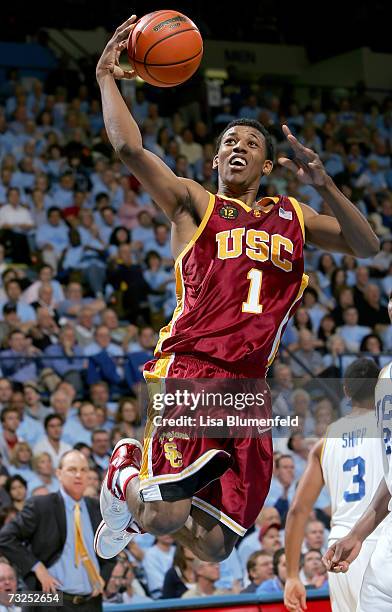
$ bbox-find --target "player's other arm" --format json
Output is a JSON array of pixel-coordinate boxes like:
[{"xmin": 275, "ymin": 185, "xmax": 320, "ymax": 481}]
[
  {"xmin": 323, "ymin": 476, "xmax": 390, "ymax": 574},
  {"xmin": 280, "ymin": 125, "xmax": 379, "ymax": 257},
  {"xmin": 96, "ymin": 16, "xmax": 207, "ymax": 221},
  {"xmin": 284, "ymin": 439, "xmax": 324, "ymax": 612}
]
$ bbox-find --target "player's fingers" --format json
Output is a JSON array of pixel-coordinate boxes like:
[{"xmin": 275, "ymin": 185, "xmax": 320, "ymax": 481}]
[
  {"xmin": 300, "ymin": 593, "xmax": 307, "ymax": 610},
  {"xmin": 278, "ymin": 157, "xmax": 298, "ymax": 173},
  {"xmin": 115, "ymin": 14, "xmax": 137, "ymax": 33}
]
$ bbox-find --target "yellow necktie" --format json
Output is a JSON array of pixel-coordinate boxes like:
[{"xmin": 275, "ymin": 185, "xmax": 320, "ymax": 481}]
[{"xmin": 74, "ymin": 503, "xmax": 105, "ymax": 592}]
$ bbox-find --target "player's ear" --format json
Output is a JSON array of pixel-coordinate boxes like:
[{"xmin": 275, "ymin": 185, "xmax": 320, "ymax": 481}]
[
  {"xmin": 263, "ymin": 159, "xmax": 273, "ymax": 176},
  {"xmin": 212, "ymin": 154, "xmax": 219, "ymax": 169}
]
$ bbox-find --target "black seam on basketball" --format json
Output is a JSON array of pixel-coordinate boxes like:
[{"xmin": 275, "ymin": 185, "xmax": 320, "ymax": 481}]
[
  {"xmin": 143, "ymin": 60, "xmax": 200, "ymax": 85},
  {"xmin": 133, "ymin": 48, "xmax": 203, "ymax": 67},
  {"xmin": 143, "ymin": 27, "xmax": 199, "ymax": 66},
  {"xmin": 129, "ymin": 11, "xmax": 169, "ymax": 62}
]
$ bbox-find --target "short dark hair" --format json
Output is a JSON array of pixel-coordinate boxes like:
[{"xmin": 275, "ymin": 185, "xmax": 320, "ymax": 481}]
[
  {"xmin": 44, "ymin": 413, "xmax": 64, "ymax": 430},
  {"xmin": 275, "ymin": 454, "xmax": 294, "ymax": 469},
  {"xmin": 1, "ymin": 407, "xmax": 19, "ymax": 424},
  {"xmin": 215, "ymin": 119, "xmax": 274, "ymax": 161},
  {"xmin": 343, "ymin": 358, "xmax": 380, "ymax": 403},
  {"xmin": 4, "ymin": 474, "xmax": 27, "ymax": 494},
  {"xmin": 92, "ymin": 428, "xmax": 109, "ymax": 440},
  {"xmin": 246, "ymin": 550, "xmax": 272, "ymax": 578}
]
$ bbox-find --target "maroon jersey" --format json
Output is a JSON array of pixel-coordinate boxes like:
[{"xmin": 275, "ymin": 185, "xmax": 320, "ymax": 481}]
[{"xmin": 155, "ymin": 193, "xmax": 308, "ymax": 377}]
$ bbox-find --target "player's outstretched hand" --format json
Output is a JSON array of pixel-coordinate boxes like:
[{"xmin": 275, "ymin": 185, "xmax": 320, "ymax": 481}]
[
  {"xmin": 284, "ymin": 577, "xmax": 307, "ymax": 611},
  {"xmin": 96, "ymin": 15, "xmax": 137, "ymax": 81},
  {"xmin": 279, "ymin": 124, "xmax": 329, "ymax": 187},
  {"xmin": 322, "ymin": 533, "xmax": 362, "ymax": 574}
]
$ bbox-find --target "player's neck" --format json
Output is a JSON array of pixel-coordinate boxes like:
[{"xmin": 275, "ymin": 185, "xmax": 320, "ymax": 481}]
[
  {"xmin": 217, "ymin": 183, "xmax": 258, "ymax": 208},
  {"xmin": 349, "ymin": 403, "xmax": 373, "ymax": 416}
]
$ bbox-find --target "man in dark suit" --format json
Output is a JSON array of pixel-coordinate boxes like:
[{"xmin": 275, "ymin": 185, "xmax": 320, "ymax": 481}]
[{"xmin": 0, "ymin": 450, "xmax": 115, "ymax": 611}]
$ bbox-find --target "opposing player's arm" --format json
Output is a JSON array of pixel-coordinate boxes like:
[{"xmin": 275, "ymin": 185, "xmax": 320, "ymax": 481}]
[
  {"xmin": 285, "ymin": 439, "xmax": 324, "ymax": 577},
  {"xmin": 96, "ymin": 16, "xmax": 208, "ymax": 221},
  {"xmin": 284, "ymin": 439, "xmax": 324, "ymax": 612}
]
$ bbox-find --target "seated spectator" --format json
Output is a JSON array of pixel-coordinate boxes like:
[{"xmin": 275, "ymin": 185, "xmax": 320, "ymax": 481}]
[
  {"xmin": 258, "ymin": 523, "xmax": 283, "ymax": 557},
  {"xmin": 85, "ymin": 324, "xmax": 123, "ymax": 386},
  {"xmin": 0, "ymin": 378, "xmax": 12, "ymax": 412},
  {"xmin": 35, "ymin": 207, "xmax": 69, "ymax": 273},
  {"xmin": 242, "ymin": 551, "xmax": 274, "ymax": 593},
  {"xmin": 23, "ymin": 381, "xmax": 49, "ymax": 421},
  {"xmin": 107, "ymin": 243, "xmax": 151, "ymax": 324},
  {"xmin": 43, "ymin": 325, "xmax": 85, "ymax": 395},
  {"xmin": 33, "ymin": 414, "xmax": 71, "ymax": 469},
  {"xmin": 317, "ymin": 314, "xmax": 337, "ymax": 352},
  {"xmin": 29, "ymin": 307, "xmax": 60, "ymax": 351},
  {"xmin": 303, "ymin": 520, "xmax": 327, "ymax": 554},
  {"xmin": 90, "ymin": 429, "xmax": 111, "ymax": 476},
  {"xmin": 290, "ymin": 330, "xmax": 324, "ymax": 379},
  {"xmin": 125, "ymin": 326, "xmax": 156, "ymax": 389},
  {"xmin": 8, "ymin": 441, "xmax": 35, "ymax": 482},
  {"xmin": 0, "ymin": 557, "xmax": 19, "ymax": 602},
  {"xmin": 49, "ymin": 388, "xmax": 74, "ymax": 422},
  {"xmin": 360, "ymin": 333, "xmax": 389, "ymax": 367},
  {"xmin": 89, "ymin": 380, "xmax": 117, "ymax": 417},
  {"xmin": 57, "ymin": 281, "xmax": 105, "ymax": 321},
  {"xmin": 238, "ymin": 506, "xmax": 281, "ymax": 570},
  {"xmin": 142, "ymin": 535, "xmax": 175, "ymax": 599},
  {"xmin": 74, "ymin": 306, "xmax": 96, "ymax": 348},
  {"xmin": 62, "ymin": 402, "xmax": 98, "ymax": 446},
  {"xmin": 122, "ymin": 565, "xmax": 152, "ymax": 604},
  {"xmin": 22, "ymin": 264, "xmax": 64, "ymax": 306},
  {"xmin": 299, "ymin": 549, "xmax": 328, "ymax": 589},
  {"xmin": 0, "ymin": 187, "xmax": 34, "ymax": 264},
  {"xmin": 0, "ymin": 303, "xmax": 27, "ymax": 349},
  {"xmin": 132, "ymin": 210, "xmax": 155, "ymax": 246},
  {"xmin": 30, "ymin": 284, "xmax": 59, "ymax": 321},
  {"xmin": 4, "ymin": 475, "xmax": 27, "ymax": 512},
  {"xmin": 181, "ymin": 560, "xmax": 225, "ymax": 599},
  {"xmin": 29, "ymin": 452, "xmax": 59, "ymax": 493},
  {"xmin": 287, "ymin": 433, "xmax": 309, "ymax": 480},
  {"xmin": 144, "ymin": 224, "xmax": 173, "ymax": 269},
  {"xmin": 265, "ymin": 455, "xmax": 296, "ymax": 524},
  {"xmin": 256, "ymin": 548, "xmax": 286, "ymax": 594},
  {"xmin": 143, "ymin": 251, "xmax": 173, "ymax": 315},
  {"xmin": 337, "ymin": 306, "xmax": 371, "ymax": 352},
  {"xmin": 0, "ymin": 280, "xmax": 36, "ymax": 324},
  {"xmin": 108, "ymin": 225, "xmax": 131, "ymax": 259},
  {"xmin": 357, "ymin": 283, "xmax": 390, "ymax": 328},
  {"xmin": 0, "ymin": 407, "xmax": 21, "ymax": 467},
  {"xmin": 162, "ymin": 545, "xmax": 196, "ymax": 599},
  {"xmin": 115, "ymin": 397, "xmax": 143, "ymax": 441}
]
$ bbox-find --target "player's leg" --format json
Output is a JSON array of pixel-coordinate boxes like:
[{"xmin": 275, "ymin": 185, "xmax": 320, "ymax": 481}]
[
  {"xmin": 172, "ymin": 505, "xmax": 238, "ymax": 562},
  {"xmin": 357, "ymin": 530, "xmax": 392, "ymax": 612}
]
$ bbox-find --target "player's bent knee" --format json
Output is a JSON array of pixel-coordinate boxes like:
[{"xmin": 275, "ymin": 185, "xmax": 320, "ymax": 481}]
[
  {"xmin": 142, "ymin": 500, "xmax": 190, "ymax": 535},
  {"xmin": 196, "ymin": 533, "xmax": 237, "ymax": 562}
]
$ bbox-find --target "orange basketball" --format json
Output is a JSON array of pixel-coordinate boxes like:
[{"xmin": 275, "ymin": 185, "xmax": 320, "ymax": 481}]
[{"xmin": 127, "ymin": 10, "xmax": 203, "ymax": 87}]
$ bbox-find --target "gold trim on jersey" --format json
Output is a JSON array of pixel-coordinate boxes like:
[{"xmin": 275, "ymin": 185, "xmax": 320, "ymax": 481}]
[
  {"xmin": 216, "ymin": 193, "xmax": 279, "ymax": 213},
  {"xmin": 174, "ymin": 192, "xmax": 216, "ymax": 269},
  {"xmin": 192, "ymin": 496, "xmax": 247, "ymax": 536},
  {"xmin": 320, "ymin": 426, "xmax": 331, "ymax": 465},
  {"xmin": 288, "ymin": 196, "xmax": 305, "ymax": 242},
  {"xmin": 266, "ymin": 272, "xmax": 309, "ymax": 367},
  {"xmin": 140, "ymin": 356, "xmax": 174, "ymax": 481},
  {"xmin": 153, "ymin": 193, "xmax": 216, "ymax": 357}
]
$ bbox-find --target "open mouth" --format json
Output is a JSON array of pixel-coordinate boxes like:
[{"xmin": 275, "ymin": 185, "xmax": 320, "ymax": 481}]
[{"xmin": 229, "ymin": 156, "xmax": 247, "ymax": 168}]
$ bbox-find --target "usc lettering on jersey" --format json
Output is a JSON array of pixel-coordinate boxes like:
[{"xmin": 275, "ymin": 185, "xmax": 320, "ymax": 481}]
[{"xmin": 156, "ymin": 193, "xmax": 308, "ymax": 377}]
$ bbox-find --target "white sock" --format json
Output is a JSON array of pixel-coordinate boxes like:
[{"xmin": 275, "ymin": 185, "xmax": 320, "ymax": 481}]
[{"xmin": 117, "ymin": 466, "xmax": 139, "ymax": 497}]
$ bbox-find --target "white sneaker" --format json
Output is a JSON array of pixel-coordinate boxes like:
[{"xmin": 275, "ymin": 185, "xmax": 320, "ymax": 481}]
[
  {"xmin": 94, "ymin": 520, "xmax": 139, "ymax": 559},
  {"xmin": 100, "ymin": 438, "xmax": 142, "ymax": 532}
]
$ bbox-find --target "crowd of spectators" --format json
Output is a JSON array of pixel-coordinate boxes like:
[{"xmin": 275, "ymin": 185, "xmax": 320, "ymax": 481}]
[{"xmin": 0, "ymin": 66, "xmax": 391, "ymax": 603}]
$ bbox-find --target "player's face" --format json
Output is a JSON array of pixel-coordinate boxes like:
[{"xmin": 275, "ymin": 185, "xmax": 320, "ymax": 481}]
[{"xmin": 213, "ymin": 126, "xmax": 273, "ymax": 189}]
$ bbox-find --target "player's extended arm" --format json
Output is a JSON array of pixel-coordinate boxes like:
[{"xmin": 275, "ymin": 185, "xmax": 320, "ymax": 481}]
[
  {"xmin": 96, "ymin": 16, "xmax": 207, "ymax": 220},
  {"xmin": 284, "ymin": 439, "xmax": 324, "ymax": 612},
  {"xmin": 279, "ymin": 125, "xmax": 379, "ymax": 258},
  {"xmin": 323, "ymin": 476, "xmax": 391, "ymax": 573}
]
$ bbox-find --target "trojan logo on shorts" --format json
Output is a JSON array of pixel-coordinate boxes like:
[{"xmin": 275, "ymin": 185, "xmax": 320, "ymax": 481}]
[
  {"xmin": 219, "ymin": 205, "xmax": 239, "ymax": 220},
  {"xmin": 153, "ymin": 16, "xmax": 186, "ymax": 31},
  {"xmin": 164, "ymin": 443, "xmax": 183, "ymax": 468}
]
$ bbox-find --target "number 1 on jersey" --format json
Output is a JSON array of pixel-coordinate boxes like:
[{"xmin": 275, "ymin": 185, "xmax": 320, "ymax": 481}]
[{"xmin": 242, "ymin": 268, "xmax": 263, "ymax": 314}]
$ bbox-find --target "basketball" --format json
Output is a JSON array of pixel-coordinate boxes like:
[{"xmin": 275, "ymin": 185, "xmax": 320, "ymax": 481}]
[{"xmin": 127, "ymin": 10, "xmax": 203, "ymax": 87}]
